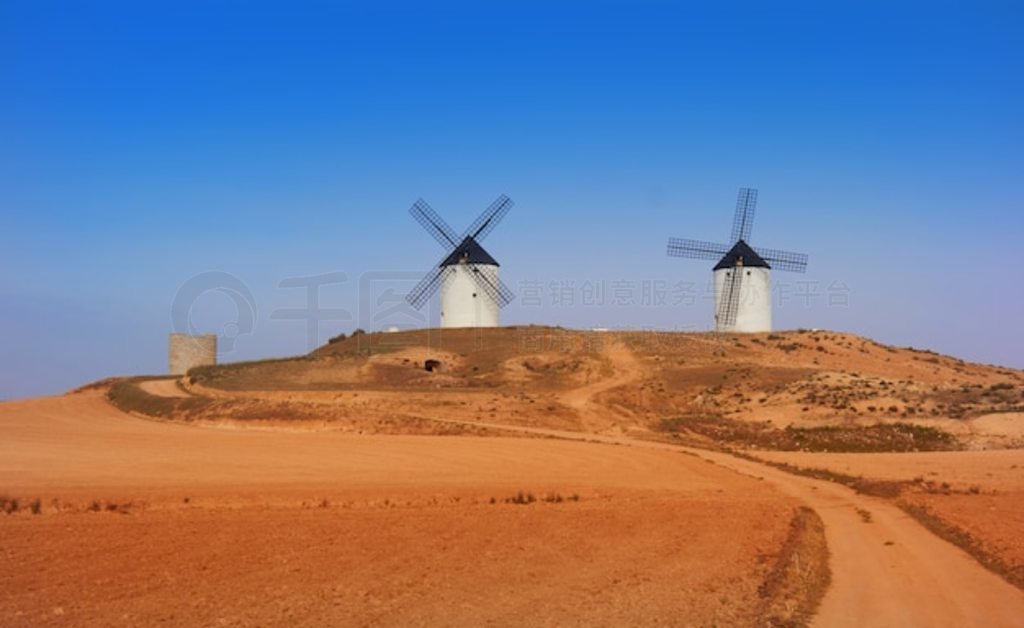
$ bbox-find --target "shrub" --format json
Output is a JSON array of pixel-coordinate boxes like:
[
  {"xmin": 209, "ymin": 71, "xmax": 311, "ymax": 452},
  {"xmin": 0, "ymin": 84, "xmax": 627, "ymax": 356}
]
[{"xmin": 506, "ymin": 491, "xmax": 536, "ymax": 505}]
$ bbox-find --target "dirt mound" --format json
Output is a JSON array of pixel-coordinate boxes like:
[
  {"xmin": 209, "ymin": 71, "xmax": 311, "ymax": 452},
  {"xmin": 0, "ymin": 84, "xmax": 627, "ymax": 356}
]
[{"xmin": 167, "ymin": 326, "xmax": 1024, "ymax": 449}]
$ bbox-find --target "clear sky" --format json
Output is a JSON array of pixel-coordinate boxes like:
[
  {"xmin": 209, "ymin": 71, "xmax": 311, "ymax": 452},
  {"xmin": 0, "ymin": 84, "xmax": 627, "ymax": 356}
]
[{"xmin": 2, "ymin": 1, "xmax": 1022, "ymax": 399}]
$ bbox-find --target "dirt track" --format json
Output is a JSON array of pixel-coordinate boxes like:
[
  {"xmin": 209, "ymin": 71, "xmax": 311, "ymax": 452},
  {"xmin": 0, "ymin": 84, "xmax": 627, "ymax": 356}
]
[{"xmin": 418, "ymin": 417, "xmax": 1024, "ymax": 627}]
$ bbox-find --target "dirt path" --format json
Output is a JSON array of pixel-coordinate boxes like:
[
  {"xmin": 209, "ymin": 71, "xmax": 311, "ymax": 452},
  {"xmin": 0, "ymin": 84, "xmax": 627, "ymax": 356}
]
[
  {"xmin": 558, "ymin": 340, "xmax": 645, "ymax": 426},
  {"xmin": 416, "ymin": 418, "xmax": 1024, "ymax": 627},
  {"xmin": 137, "ymin": 378, "xmax": 190, "ymax": 398}
]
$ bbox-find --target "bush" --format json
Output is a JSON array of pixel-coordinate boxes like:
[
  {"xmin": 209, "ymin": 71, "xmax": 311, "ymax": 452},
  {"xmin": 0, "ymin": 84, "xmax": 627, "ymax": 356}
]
[
  {"xmin": 506, "ymin": 491, "xmax": 536, "ymax": 505},
  {"xmin": 1, "ymin": 496, "xmax": 18, "ymax": 514}
]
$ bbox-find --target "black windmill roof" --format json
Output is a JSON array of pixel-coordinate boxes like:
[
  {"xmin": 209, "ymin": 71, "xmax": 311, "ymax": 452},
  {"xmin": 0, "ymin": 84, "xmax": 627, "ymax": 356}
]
[
  {"xmin": 713, "ymin": 239, "xmax": 770, "ymax": 270},
  {"xmin": 439, "ymin": 235, "xmax": 499, "ymax": 267}
]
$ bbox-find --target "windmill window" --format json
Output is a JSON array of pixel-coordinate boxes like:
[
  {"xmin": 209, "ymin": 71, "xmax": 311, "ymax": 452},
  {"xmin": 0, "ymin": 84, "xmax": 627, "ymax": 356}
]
[{"xmin": 472, "ymin": 293, "xmax": 478, "ymax": 298}]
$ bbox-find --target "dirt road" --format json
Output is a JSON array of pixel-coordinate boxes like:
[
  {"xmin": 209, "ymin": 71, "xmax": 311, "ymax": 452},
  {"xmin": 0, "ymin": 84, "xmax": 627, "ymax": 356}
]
[
  {"xmin": 559, "ymin": 340, "xmax": 644, "ymax": 414},
  {"xmin": 419, "ymin": 418, "xmax": 1024, "ymax": 627}
]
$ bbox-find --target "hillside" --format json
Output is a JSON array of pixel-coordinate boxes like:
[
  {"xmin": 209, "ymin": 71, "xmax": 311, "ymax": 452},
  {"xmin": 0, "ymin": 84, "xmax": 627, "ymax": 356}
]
[
  {"xmin": 5, "ymin": 327, "xmax": 1023, "ymax": 624},
  {"xmin": 113, "ymin": 326, "xmax": 1024, "ymax": 451}
]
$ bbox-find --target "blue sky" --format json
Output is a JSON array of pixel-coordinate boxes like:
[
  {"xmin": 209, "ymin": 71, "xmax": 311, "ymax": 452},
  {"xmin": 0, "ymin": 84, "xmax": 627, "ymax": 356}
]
[{"xmin": 2, "ymin": 1, "xmax": 1022, "ymax": 399}]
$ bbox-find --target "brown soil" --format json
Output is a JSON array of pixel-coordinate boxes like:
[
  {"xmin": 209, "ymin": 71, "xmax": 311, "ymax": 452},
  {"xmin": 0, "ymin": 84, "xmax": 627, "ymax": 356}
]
[
  {"xmin": 0, "ymin": 392, "xmax": 801, "ymax": 627},
  {"xmin": 383, "ymin": 417, "xmax": 1024, "ymax": 626}
]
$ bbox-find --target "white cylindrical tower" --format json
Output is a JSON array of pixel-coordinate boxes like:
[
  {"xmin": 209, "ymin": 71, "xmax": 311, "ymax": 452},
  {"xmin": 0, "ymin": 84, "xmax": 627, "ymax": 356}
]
[
  {"xmin": 440, "ymin": 263, "xmax": 500, "ymax": 328},
  {"xmin": 713, "ymin": 266, "xmax": 772, "ymax": 332}
]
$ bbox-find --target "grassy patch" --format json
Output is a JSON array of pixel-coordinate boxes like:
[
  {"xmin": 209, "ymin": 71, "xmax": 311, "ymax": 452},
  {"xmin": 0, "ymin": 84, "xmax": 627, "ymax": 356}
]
[
  {"xmin": 187, "ymin": 356, "xmax": 314, "ymax": 390},
  {"xmin": 740, "ymin": 457, "xmax": 907, "ymax": 498},
  {"xmin": 658, "ymin": 413, "xmax": 958, "ymax": 453},
  {"xmin": 107, "ymin": 379, "xmax": 217, "ymax": 419}
]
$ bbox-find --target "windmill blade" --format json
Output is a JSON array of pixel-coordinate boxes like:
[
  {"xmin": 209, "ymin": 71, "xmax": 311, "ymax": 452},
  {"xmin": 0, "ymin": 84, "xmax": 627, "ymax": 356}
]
[
  {"xmin": 754, "ymin": 246, "xmax": 808, "ymax": 273},
  {"xmin": 717, "ymin": 267, "xmax": 744, "ymax": 328},
  {"xmin": 469, "ymin": 265, "xmax": 515, "ymax": 308},
  {"xmin": 464, "ymin": 194, "xmax": 513, "ymax": 242},
  {"xmin": 405, "ymin": 266, "xmax": 447, "ymax": 310},
  {"xmin": 667, "ymin": 238, "xmax": 730, "ymax": 261},
  {"xmin": 730, "ymin": 187, "xmax": 758, "ymax": 243},
  {"xmin": 410, "ymin": 199, "xmax": 459, "ymax": 250}
]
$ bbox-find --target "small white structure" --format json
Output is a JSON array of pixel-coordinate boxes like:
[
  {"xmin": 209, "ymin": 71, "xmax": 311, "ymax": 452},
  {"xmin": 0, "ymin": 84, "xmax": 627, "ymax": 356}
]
[
  {"xmin": 667, "ymin": 187, "xmax": 808, "ymax": 333},
  {"xmin": 168, "ymin": 333, "xmax": 216, "ymax": 375},
  {"xmin": 440, "ymin": 247, "xmax": 501, "ymax": 327},
  {"xmin": 712, "ymin": 242, "xmax": 772, "ymax": 332}
]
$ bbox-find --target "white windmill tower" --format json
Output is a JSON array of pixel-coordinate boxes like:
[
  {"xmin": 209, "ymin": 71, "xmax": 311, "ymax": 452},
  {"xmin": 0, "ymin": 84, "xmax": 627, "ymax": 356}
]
[
  {"xmin": 406, "ymin": 195, "xmax": 516, "ymax": 327},
  {"xmin": 667, "ymin": 187, "xmax": 808, "ymax": 332}
]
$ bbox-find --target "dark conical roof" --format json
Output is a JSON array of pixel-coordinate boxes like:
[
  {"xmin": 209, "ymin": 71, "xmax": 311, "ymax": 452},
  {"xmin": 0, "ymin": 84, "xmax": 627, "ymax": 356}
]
[
  {"xmin": 440, "ymin": 236, "xmax": 499, "ymax": 267},
  {"xmin": 713, "ymin": 239, "xmax": 770, "ymax": 270}
]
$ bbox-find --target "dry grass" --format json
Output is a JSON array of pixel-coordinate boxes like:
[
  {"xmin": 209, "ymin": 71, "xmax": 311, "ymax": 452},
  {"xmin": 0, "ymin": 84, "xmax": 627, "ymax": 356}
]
[
  {"xmin": 898, "ymin": 501, "xmax": 1024, "ymax": 590},
  {"xmin": 107, "ymin": 379, "xmax": 217, "ymax": 418},
  {"xmin": 739, "ymin": 456, "xmax": 908, "ymax": 498},
  {"xmin": 756, "ymin": 506, "xmax": 831, "ymax": 627},
  {"xmin": 658, "ymin": 414, "xmax": 958, "ymax": 453},
  {"xmin": 106, "ymin": 378, "xmax": 519, "ymax": 437}
]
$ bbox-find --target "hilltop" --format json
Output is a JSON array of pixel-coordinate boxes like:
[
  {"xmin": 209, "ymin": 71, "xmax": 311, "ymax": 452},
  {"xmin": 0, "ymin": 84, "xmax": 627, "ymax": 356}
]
[{"xmin": 110, "ymin": 326, "xmax": 1024, "ymax": 451}]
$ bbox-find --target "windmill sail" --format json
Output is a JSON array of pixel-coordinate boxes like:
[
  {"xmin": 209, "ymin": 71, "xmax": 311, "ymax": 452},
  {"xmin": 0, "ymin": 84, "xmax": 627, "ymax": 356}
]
[
  {"xmin": 470, "ymin": 266, "xmax": 515, "ymax": 307},
  {"xmin": 753, "ymin": 246, "xmax": 808, "ymax": 273},
  {"xmin": 405, "ymin": 195, "xmax": 515, "ymax": 311},
  {"xmin": 410, "ymin": 199, "xmax": 460, "ymax": 250},
  {"xmin": 667, "ymin": 238, "xmax": 730, "ymax": 261},
  {"xmin": 465, "ymin": 194, "xmax": 513, "ymax": 242},
  {"xmin": 730, "ymin": 187, "xmax": 758, "ymax": 243},
  {"xmin": 717, "ymin": 268, "xmax": 744, "ymax": 327},
  {"xmin": 406, "ymin": 266, "xmax": 447, "ymax": 309}
]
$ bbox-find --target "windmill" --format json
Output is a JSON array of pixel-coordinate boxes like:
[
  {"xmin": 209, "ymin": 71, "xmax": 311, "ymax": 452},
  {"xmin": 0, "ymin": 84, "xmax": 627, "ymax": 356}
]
[
  {"xmin": 405, "ymin": 195, "xmax": 516, "ymax": 328},
  {"xmin": 667, "ymin": 187, "xmax": 808, "ymax": 332}
]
